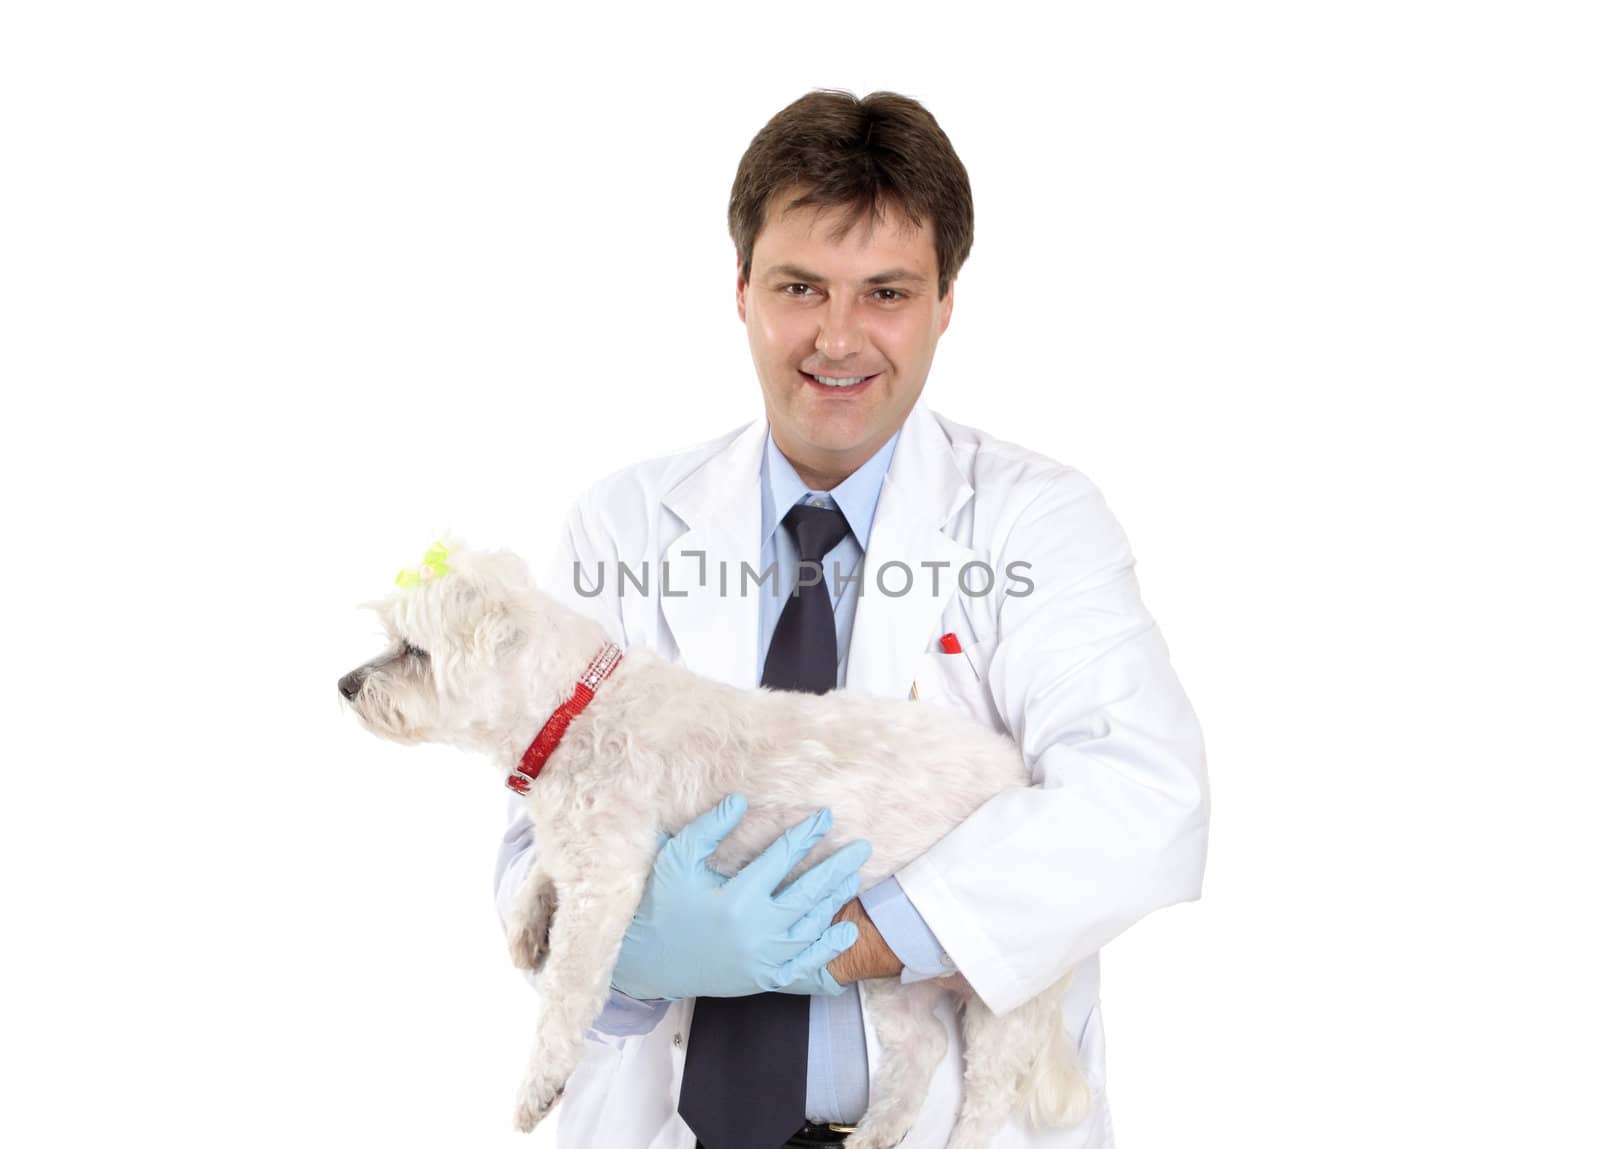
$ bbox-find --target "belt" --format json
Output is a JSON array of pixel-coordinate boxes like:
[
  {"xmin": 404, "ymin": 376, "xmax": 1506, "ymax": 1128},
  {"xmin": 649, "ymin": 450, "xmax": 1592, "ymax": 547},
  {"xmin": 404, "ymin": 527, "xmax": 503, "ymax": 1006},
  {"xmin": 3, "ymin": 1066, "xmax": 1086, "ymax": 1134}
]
[
  {"xmin": 694, "ymin": 1119, "xmax": 857, "ymax": 1149},
  {"xmin": 784, "ymin": 1120, "xmax": 857, "ymax": 1147}
]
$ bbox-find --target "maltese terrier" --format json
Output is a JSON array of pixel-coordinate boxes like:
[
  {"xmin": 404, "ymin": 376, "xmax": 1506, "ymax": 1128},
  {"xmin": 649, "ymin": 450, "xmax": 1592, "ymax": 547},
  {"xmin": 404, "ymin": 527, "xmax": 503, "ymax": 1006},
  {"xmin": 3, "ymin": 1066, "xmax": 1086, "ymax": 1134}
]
[{"xmin": 339, "ymin": 541, "xmax": 1088, "ymax": 1148}]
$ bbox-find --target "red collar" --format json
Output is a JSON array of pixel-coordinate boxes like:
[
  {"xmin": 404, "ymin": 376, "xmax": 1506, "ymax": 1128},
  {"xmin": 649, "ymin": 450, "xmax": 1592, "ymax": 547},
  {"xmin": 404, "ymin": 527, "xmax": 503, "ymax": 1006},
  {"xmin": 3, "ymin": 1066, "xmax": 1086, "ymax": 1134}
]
[{"xmin": 505, "ymin": 642, "xmax": 624, "ymax": 793}]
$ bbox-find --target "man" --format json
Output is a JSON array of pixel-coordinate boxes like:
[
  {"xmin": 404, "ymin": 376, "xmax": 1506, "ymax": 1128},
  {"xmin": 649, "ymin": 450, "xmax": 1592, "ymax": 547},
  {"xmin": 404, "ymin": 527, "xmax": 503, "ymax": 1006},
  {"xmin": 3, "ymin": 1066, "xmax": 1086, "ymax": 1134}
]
[{"xmin": 494, "ymin": 89, "xmax": 1208, "ymax": 1149}]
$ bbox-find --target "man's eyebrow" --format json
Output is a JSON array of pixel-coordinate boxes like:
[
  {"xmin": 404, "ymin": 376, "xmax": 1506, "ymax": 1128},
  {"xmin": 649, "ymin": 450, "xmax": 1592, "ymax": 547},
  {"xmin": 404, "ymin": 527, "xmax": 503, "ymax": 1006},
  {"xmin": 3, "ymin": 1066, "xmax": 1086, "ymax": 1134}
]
[
  {"xmin": 862, "ymin": 268, "xmax": 928, "ymax": 288},
  {"xmin": 763, "ymin": 263, "xmax": 825, "ymax": 284},
  {"xmin": 764, "ymin": 263, "xmax": 929, "ymax": 288}
]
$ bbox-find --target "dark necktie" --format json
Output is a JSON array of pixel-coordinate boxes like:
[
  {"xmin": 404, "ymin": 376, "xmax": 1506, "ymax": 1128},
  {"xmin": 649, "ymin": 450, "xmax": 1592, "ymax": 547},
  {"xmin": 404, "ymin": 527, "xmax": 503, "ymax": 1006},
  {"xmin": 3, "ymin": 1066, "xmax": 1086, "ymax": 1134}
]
[{"xmin": 677, "ymin": 501, "xmax": 853, "ymax": 1149}]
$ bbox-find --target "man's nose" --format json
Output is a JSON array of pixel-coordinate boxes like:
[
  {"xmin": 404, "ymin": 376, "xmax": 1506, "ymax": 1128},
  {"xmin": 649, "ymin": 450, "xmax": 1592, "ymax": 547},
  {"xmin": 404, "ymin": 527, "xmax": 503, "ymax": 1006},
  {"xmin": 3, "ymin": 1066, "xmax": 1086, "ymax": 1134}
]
[
  {"xmin": 815, "ymin": 297, "xmax": 865, "ymax": 360},
  {"xmin": 338, "ymin": 670, "xmax": 366, "ymax": 700}
]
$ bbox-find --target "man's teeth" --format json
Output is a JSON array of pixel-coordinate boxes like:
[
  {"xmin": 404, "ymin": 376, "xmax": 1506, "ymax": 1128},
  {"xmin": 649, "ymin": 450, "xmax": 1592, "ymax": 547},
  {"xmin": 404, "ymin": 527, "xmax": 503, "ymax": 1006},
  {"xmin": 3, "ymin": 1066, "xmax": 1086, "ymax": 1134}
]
[{"xmin": 810, "ymin": 374, "xmax": 869, "ymax": 387}]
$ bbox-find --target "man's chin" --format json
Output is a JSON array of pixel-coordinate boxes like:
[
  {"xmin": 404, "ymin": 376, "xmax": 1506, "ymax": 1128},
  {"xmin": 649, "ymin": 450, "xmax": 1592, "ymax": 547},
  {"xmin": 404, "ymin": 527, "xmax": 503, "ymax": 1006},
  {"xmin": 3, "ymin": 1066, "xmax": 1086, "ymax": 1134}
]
[
  {"xmin": 789, "ymin": 413, "xmax": 877, "ymax": 451},
  {"xmin": 767, "ymin": 387, "xmax": 915, "ymax": 469}
]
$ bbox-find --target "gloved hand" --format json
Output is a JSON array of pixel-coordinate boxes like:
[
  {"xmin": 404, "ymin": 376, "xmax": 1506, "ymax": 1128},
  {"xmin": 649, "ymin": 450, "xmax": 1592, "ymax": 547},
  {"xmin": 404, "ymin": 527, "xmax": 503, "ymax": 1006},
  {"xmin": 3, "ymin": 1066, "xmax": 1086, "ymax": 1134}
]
[{"xmin": 609, "ymin": 792, "xmax": 871, "ymax": 1001}]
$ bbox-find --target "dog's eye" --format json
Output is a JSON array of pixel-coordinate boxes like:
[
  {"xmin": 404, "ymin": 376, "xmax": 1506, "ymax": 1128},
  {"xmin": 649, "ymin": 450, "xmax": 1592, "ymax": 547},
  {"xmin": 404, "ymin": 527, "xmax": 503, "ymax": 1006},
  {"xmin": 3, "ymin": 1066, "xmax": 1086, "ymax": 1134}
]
[{"xmin": 404, "ymin": 643, "xmax": 428, "ymax": 660}]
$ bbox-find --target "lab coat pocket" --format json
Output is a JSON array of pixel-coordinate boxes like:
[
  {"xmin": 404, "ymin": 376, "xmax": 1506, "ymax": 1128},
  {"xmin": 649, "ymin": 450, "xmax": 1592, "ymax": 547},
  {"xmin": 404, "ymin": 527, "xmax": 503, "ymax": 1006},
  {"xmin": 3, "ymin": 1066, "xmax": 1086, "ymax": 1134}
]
[{"xmin": 912, "ymin": 640, "xmax": 1001, "ymax": 731}]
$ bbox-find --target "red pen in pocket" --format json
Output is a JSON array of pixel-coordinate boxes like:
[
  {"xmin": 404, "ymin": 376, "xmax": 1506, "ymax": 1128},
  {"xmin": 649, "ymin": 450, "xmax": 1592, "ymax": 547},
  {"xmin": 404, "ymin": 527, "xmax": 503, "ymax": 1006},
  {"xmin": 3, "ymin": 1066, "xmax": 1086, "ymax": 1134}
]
[{"xmin": 939, "ymin": 631, "xmax": 982, "ymax": 684}]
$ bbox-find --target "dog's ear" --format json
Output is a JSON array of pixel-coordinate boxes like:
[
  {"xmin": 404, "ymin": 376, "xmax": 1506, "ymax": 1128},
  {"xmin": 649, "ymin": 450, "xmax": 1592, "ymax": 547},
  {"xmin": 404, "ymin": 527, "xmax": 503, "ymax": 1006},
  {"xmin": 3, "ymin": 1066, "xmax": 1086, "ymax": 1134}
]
[
  {"xmin": 467, "ymin": 550, "xmax": 534, "ymax": 656},
  {"xmin": 472, "ymin": 603, "xmax": 527, "ymax": 661},
  {"xmin": 460, "ymin": 549, "xmax": 531, "ymax": 659}
]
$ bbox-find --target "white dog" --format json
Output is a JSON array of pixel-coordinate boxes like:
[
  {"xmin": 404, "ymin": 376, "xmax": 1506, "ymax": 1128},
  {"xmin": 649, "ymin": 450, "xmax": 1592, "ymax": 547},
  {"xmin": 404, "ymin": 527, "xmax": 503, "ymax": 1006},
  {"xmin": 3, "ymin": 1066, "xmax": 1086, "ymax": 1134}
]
[{"xmin": 339, "ymin": 542, "xmax": 1089, "ymax": 1148}]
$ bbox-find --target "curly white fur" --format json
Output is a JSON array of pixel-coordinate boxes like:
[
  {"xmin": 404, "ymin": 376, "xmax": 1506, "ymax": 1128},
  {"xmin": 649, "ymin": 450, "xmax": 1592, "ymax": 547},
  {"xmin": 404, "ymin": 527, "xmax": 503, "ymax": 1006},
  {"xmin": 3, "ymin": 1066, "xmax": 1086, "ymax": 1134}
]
[{"xmin": 340, "ymin": 543, "xmax": 1090, "ymax": 1147}]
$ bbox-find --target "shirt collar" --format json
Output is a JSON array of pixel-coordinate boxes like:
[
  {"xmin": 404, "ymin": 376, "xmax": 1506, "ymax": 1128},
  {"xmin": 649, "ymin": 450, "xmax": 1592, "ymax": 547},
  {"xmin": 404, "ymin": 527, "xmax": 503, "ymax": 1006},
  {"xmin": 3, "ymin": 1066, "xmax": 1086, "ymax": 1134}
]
[{"xmin": 760, "ymin": 428, "xmax": 902, "ymax": 551}]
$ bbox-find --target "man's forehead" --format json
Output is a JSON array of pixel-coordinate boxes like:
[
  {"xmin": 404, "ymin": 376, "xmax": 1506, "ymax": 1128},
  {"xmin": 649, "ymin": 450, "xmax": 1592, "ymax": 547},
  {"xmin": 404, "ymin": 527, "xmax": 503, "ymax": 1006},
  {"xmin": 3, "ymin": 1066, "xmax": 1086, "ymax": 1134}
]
[{"xmin": 752, "ymin": 196, "xmax": 936, "ymax": 279}]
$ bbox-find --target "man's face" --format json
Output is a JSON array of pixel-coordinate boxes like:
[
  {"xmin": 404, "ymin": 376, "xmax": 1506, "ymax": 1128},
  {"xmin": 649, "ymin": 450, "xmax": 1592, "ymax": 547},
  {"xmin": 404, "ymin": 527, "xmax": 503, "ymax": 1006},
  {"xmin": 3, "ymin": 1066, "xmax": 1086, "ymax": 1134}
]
[{"xmin": 737, "ymin": 192, "xmax": 954, "ymax": 489}]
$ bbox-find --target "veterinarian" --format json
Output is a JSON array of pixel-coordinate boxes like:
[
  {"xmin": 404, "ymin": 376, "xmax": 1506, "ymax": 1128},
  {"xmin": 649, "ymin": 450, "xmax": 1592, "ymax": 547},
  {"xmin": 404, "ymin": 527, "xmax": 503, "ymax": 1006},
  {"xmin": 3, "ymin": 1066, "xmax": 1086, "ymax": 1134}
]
[{"xmin": 495, "ymin": 90, "xmax": 1209, "ymax": 1149}]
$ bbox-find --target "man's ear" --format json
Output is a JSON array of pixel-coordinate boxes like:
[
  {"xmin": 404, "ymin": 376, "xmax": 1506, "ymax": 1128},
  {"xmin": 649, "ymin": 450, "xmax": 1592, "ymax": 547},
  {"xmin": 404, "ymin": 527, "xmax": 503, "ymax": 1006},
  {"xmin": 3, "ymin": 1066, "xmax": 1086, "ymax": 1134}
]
[
  {"xmin": 736, "ymin": 251, "xmax": 748, "ymax": 324},
  {"xmin": 938, "ymin": 279, "xmax": 955, "ymax": 335}
]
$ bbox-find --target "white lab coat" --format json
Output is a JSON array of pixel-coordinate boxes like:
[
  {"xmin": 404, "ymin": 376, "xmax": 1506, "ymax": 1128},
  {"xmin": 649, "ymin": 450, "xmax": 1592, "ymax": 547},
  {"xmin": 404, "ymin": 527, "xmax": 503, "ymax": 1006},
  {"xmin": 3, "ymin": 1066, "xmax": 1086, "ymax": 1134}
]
[{"xmin": 510, "ymin": 401, "xmax": 1208, "ymax": 1148}]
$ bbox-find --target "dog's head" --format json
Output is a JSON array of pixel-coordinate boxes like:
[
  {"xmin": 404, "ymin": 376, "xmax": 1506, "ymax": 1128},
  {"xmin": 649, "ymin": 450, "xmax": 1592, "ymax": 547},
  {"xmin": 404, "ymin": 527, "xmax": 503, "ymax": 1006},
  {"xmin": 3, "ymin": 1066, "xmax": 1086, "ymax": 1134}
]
[{"xmin": 338, "ymin": 540, "xmax": 534, "ymax": 750}]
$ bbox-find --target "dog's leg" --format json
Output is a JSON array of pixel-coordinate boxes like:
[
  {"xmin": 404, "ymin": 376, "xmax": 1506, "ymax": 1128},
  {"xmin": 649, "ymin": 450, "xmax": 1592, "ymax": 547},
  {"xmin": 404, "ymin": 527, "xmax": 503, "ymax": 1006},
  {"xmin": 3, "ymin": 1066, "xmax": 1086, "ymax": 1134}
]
[
  {"xmin": 844, "ymin": 978, "xmax": 948, "ymax": 1149},
  {"xmin": 947, "ymin": 976, "xmax": 1087, "ymax": 1149},
  {"xmin": 511, "ymin": 866, "xmax": 648, "ymax": 1134},
  {"xmin": 505, "ymin": 863, "xmax": 557, "ymax": 972}
]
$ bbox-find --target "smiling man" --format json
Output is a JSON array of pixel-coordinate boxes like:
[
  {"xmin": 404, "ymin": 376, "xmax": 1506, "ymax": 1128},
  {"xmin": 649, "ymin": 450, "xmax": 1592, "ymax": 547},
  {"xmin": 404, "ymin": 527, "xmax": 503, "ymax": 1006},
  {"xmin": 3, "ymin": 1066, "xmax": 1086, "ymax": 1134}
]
[
  {"xmin": 495, "ymin": 90, "xmax": 1209, "ymax": 1149},
  {"xmin": 739, "ymin": 193, "xmax": 953, "ymax": 491}
]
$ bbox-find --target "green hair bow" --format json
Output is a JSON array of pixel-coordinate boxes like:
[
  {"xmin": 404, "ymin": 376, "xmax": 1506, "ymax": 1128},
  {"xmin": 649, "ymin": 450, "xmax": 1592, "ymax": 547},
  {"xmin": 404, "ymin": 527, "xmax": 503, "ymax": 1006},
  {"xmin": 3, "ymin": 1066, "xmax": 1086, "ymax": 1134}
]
[{"xmin": 396, "ymin": 541, "xmax": 452, "ymax": 587}]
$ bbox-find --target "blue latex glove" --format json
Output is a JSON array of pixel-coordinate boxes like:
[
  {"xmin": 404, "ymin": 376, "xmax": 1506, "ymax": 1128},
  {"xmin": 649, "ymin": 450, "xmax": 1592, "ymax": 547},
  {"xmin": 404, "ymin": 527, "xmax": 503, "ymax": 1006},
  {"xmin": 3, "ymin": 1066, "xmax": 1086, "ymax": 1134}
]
[{"xmin": 609, "ymin": 793, "xmax": 871, "ymax": 1001}]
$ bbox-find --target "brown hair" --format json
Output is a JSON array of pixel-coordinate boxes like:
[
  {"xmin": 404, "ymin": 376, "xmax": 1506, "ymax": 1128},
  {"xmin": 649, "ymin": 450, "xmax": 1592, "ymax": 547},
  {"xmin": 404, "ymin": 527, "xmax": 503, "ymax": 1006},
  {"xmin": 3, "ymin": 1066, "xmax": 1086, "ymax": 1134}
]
[{"xmin": 728, "ymin": 89, "xmax": 974, "ymax": 299}]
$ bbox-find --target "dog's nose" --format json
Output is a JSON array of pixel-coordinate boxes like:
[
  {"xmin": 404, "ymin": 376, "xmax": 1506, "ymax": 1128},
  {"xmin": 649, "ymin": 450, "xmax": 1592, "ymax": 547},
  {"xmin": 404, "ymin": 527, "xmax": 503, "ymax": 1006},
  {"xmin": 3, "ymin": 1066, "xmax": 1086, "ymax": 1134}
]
[{"xmin": 338, "ymin": 670, "xmax": 365, "ymax": 700}]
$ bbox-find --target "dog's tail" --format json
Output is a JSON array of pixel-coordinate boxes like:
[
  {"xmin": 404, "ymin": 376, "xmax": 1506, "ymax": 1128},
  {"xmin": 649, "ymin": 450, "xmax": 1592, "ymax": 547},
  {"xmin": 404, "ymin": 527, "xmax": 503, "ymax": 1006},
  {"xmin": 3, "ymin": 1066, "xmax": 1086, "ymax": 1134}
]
[{"xmin": 1024, "ymin": 1000, "xmax": 1092, "ymax": 1128}]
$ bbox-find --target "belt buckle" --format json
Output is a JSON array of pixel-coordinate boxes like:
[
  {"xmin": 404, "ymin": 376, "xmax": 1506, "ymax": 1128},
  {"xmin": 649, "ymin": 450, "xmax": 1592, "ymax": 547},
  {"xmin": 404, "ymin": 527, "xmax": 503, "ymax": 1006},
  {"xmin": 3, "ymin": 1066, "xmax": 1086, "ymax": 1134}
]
[{"xmin": 826, "ymin": 1124, "xmax": 857, "ymax": 1135}]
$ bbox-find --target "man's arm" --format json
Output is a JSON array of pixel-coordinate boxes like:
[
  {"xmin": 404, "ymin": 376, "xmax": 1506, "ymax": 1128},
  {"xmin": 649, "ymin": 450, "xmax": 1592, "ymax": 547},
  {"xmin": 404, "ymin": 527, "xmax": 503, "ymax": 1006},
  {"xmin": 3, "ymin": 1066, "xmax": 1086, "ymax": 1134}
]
[
  {"xmin": 827, "ymin": 897, "xmax": 901, "ymax": 983},
  {"xmin": 890, "ymin": 469, "xmax": 1209, "ymax": 1015},
  {"xmin": 828, "ymin": 877, "xmax": 958, "ymax": 984}
]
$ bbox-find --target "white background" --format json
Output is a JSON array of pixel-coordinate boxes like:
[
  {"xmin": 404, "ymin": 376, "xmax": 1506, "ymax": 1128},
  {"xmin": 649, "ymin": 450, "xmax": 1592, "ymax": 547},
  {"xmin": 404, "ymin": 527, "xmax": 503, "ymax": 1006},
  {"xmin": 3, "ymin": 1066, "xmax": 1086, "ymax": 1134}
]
[{"xmin": 3, "ymin": 2, "xmax": 1596, "ymax": 1146}]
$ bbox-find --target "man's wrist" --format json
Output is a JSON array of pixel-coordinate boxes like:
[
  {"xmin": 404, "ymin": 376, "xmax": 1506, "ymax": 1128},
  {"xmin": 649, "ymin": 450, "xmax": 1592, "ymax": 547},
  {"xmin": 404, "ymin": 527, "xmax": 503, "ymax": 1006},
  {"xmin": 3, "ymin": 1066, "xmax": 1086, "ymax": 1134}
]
[
  {"xmin": 858, "ymin": 874, "xmax": 956, "ymax": 982},
  {"xmin": 826, "ymin": 897, "xmax": 905, "ymax": 984}
]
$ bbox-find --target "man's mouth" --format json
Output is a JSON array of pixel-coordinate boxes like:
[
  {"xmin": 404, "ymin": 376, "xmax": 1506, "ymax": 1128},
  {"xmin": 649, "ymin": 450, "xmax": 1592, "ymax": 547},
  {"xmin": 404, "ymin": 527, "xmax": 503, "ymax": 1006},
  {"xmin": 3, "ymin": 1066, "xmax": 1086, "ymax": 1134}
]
[{"xmin": 802, "ymin": 371, "xmax": 881, "ymax": 393}]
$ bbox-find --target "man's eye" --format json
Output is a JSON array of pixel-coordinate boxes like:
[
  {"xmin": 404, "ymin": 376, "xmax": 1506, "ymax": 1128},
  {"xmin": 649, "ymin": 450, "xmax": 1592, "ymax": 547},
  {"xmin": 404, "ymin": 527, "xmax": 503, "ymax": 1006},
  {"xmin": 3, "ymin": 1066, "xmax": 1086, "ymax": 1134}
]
[
  {"xmin": 873, "ymin": 288, "xmax": 904, "ymax": 302},
  {"xmin": 781, "ymin": 283, "xmax": 815, "ymax": 297}
]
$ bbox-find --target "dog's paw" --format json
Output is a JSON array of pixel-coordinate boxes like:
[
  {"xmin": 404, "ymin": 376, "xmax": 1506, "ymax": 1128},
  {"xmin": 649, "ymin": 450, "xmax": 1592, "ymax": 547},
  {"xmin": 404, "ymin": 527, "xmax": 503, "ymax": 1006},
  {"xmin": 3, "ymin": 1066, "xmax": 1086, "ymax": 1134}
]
[
  {"xmin": 506, "ymin": 917, "xmax": 550, "ymax": 972},
  {"xmin": 843, "ymin": 1116, "xmax": 912, "ymax": 1149},
  {"xmin": 511, "ymin": 1075, "xmax": 564, "ymax": 1134}
]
